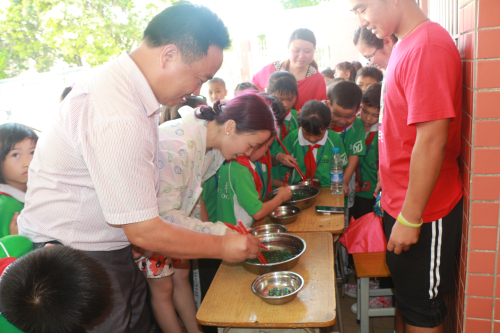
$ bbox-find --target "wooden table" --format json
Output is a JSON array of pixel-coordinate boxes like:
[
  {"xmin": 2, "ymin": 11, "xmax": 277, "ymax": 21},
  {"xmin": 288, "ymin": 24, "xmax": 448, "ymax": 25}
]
[
  {"xmin": 253, "ymin": 188, "xmax": 345, "ymax": 234},
  {"xmin": 197, "ymin": 232, "xmax": 336, "ymax": 328}
]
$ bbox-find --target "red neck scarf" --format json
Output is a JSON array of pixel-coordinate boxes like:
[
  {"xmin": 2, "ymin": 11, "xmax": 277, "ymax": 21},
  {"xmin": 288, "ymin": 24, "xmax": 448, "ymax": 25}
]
[
  {"xmin": 304, "ymin": 144, "xmax": 321, "ymax": 181},
  {"xmin": 280, "ymin": 110, "xmax": 291, "ymax": 140},
  {"xmin": 365, "ymin": 131, "xmax": 376, "ymax": 146},
  {"xmin": 0, "ymin": 192, "xmax": 12, "ymax": 197},
  {"xmin": 257, "ymin": 149, "xmax": 272, "ymax": 197},
  {"xmin": 235, "ymin": 155, "xmax": 263, "ymax": 200},
  {"xmin": 331, "ymin": 123, "xmax": 353, "ymax": 133}
]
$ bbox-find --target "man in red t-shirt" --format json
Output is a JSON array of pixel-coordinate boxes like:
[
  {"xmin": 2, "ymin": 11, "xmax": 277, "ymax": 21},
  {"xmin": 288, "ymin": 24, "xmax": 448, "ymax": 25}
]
[{"xmin": 349, "ymin": 0, "xmax": 462, "ymax": 332}]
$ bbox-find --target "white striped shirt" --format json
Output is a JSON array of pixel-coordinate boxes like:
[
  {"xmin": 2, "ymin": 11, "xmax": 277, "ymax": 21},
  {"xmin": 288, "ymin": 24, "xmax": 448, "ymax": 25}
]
[{"xmin": 18, "ymin": 52, "xmax": 161, "ymax": 251}]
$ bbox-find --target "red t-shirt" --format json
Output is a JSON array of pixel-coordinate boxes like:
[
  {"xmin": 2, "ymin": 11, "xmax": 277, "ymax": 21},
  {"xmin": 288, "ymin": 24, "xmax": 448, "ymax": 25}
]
[{"xmin": 379, "ymin": 21, "xmax": 462, "ymax": 222}]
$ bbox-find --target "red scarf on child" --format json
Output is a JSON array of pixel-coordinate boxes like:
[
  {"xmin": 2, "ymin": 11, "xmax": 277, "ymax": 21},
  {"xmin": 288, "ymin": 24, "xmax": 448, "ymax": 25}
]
[
  {"xmin": 235, "ymin": 155, "xmax": 263, "ymax": 201},
  {"xmin": 256, "ymin": 149, "xmax": 273, "ymax": 197},
  {"xmin": 304, "ymin": 144, "xmax": 321, "ymax": 181},
  {"xmin": 280, "ymin": 111, "xmax": 291, "ymax": 140},
  {"xmin": 365, "ymin": 131, "xmax": 376, "ymax": 146}
]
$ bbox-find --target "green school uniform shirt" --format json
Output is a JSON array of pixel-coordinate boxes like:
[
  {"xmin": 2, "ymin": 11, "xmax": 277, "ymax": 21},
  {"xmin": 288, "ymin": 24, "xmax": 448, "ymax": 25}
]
[
  {"xmin": 270, "ymin": 109, "xmax": 299, "ymax": 183},
  {"xmin": 254, "ymin": 160, "xmax": 272, "ymax": 201},
  {"xmin": 201, "ymin": 174, "xmax": 218, "ymax": 222},
  {"xmin": 279, "ymin": 129, "xmax": 348, "ymax": 187},
  {"xmin": 0, "ymin": 195, "xmax": 23, "ymax": 238},
  {"xmin": 356, "ymin": 128, "xmax": 379, "ymax": 199},
  {"xmin": 216, "ymin": 161, "xmax": 263, "ymax": 227}
]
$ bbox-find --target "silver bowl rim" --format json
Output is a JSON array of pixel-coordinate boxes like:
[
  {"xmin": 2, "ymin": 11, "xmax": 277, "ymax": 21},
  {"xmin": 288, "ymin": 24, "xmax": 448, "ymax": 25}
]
[
  {"xmin": 251, "ymin": 224, "xmax": 288, "ymax": 234},
  {"xmin": 243, "ymin": 233, "xmax": 306, "ymax": 267},
  {"xmin": 268, "ymin": 205, "xmax": 302, "ymax": 219},
  {"xmin": 251, "ymin": 271, "xmax": 304, "ymax": 300},
  {"xmin": 267, "ymin": 184, "xmax": 321, "ymax": 204}
]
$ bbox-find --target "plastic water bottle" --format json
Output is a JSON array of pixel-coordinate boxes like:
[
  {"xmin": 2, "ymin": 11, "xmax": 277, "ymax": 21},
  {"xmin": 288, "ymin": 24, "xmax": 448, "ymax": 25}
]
[{"xmin": 330, "ymin": 147, "xmax": 343, "ymax": 194}]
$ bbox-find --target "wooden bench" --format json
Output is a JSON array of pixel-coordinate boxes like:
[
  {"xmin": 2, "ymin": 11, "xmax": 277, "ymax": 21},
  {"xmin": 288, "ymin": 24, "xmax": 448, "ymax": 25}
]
[{"xmin": 352, "ymin": 252, "xmax": 395, "ymax": 333}]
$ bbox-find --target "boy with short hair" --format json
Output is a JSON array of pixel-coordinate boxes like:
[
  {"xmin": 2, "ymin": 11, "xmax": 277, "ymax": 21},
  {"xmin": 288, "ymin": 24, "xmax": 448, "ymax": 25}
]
[
  {"xmin": 355, "ymin": 66, "xmax": 383, "ymax": 93},
  {"xmin": 349, "ymin": 0, "xmax": 463, "ymax": 332},
  {"xmin": 0, "ymin": 236, "xmax": 112, "ymax": 333},
  {"xmin": 207, "ymin": 77, "xmax": 227, "ymax": 104}
]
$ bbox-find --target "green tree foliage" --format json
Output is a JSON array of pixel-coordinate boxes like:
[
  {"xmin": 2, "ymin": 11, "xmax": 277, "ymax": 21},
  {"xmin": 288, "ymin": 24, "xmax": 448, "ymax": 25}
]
[
  {"xmin": 0, "ymin": 0, "xmax": 169, "ymax": 79},
  {"xmin": 280, "ymin": 0, "xmax": 329, "ymax": 10}
]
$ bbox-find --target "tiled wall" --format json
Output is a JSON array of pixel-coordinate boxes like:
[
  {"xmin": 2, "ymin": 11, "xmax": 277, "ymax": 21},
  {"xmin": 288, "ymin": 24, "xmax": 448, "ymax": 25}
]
[{"xmin": 456, "ymin": 0, "xmax": 500, "ymax": 332}]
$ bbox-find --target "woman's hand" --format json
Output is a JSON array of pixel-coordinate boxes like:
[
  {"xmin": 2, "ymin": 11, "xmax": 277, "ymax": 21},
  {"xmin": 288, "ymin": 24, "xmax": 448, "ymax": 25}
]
[
  {"xmin": 221, "ymin": 233, "xmax": 261, "ymax": 262},
  {"xmin": 277, "ymin": 186, "xmax": 292, "ymax": 203},
  {"xmin": 277, "ymin": 153, "xmax": 298, "ymax": 168}
]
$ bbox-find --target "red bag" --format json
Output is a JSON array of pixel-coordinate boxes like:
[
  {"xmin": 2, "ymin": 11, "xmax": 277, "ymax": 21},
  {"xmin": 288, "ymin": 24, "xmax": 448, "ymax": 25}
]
[{"xmin": 339, "ymin": 212, "xmax": 387, "ymax": 254}]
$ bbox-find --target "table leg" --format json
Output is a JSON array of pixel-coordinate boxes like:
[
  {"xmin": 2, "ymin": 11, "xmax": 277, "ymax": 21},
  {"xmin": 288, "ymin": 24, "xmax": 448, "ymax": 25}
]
[
  {"xmin": 356, "ymin": 278, "xmax": 360, "ymax": 322},
  {"xmin": 359, "ymin": 278, "xmax": 369, "ymax": 333}
]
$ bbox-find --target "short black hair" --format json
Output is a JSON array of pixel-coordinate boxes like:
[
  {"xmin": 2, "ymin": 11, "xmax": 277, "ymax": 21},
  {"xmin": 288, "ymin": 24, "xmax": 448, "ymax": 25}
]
[
  {"xmin": 300, "ymin": 100, "xmax": 331, "ymax": 136},
  {"xmin": 352, "ymin": 61, "xmax": 363, "ymax": 72},
  {"xmin": 327, "ymin": 81, "xmax": 363, "ymax": 111},
  {"xmin": 259, "ymin": 93, "xmax": 287, "ymax": 126},
  {"xmin": 60, "ymin": 87, "xmax": 72, "ymax": 101},
  {"xmin": 321, "ymin": 68, "xmax": 334, "ymax": 79},
  {"xmin": 234, "ymin": 82, "xmax": 258, "ymax": 94},
  {"xmin": 143, "ymin": 2, "xmax": 231, "ymax": 63},
  {"xmin": 356, "ymin": 66, "xmax": 384, "ymax": 83},
  {"xmin": 362, "ymin": 83, "xmax": 382, "ymax": 110},
  {"xmin": 0, "ymin": 246, "xmax": 112, "ymax": 333},
  {"xmin": 267, "ymin": 71, "xmax": 298, "ymax": 97},
  {"xmin": 0, "ymin": 123, "xmax": 38, "ymax": 183},
  {"xmin": 208, "ymin": 77, "xmax": 226, "ymax": 87}
]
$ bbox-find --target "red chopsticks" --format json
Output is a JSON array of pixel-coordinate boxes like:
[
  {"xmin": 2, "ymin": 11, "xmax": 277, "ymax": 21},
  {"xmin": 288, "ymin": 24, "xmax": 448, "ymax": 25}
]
[
  {"xmin": 283, "ymin": 172, "xmax": 290, "ymax": 187},
  {"xmin": 224, "ymin": 221, "xmax": 268, "ymax": 264},
  {"xmin": 276, "ymin": 137, "xmax": 307, "ymax": 181}
]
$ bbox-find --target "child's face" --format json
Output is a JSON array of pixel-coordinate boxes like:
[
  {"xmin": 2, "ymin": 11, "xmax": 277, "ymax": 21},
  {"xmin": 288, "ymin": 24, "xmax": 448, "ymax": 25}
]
[
  {"xmin": 249, "ymin": 137, "xmax": 275, "ymax": 162},
  {"xmin": 356, "ymin": 75, "xmax": 379, "ymax": 93},
  {"xmin": 303, "ymin": 128, "xmax": 327, "ymax": 145},
  {"xmin": 334, "ymin": 70, "xmax": 350, "ymax": 80},
  {"xmin": 330, "ymin": 101, "xmax": 358, "ymax": 127},
  {"xmin": 273, "ymin": 92, "xmax": 297, "ymax": 113},
  {"xmin": 360, "ymin": 102, "xmax": 380, "ymax": 128},
  {"xmin": 207, "ymin": 82, "xmax": 227, "ymax": 104},
  {"xmin": 1, "ymin": 138, "xmax": 36, "ymax": 190}
]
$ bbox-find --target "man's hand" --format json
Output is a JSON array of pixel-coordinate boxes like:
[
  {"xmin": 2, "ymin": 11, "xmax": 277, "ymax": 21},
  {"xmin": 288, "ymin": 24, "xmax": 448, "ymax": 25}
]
[
  {"xmin": 387, "ymin": 220, "xmax": 421, "ymax": 255},
  {"xmin": 221, "ymin": 233, "xmax": 261, "ymax": 262},
  {"xmin": 9, "ymin": 212, "xmax": 19, "ymax": 235}
]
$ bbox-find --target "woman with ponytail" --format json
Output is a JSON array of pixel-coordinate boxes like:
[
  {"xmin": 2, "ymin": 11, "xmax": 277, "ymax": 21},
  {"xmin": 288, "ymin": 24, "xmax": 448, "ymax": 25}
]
[
  {"xmin": 251, "ymin": 28, "xmax": 327, "ymax": 111},
  {"xmin": 137, "ymin": 92, "xmax": 276, "ymax": 333}
]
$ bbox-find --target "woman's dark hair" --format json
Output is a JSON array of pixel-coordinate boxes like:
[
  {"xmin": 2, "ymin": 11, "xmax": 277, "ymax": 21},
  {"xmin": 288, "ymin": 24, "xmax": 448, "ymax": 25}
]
[
  {"xmin": 0, "ymin": 246, "xmax": 112, "ymax": 333},
  {"xmin": 267, "ymin": 71, "xmax": 298, "ymax": 98},
  {"xmin": 60, "ymin": 87, "xmax": 72, "ymax": 102},
  {"xmin": 362, "ymin": 83, "xmax": 382, "ymax": 110},
  {"xmin": 327, "ymin": 81, "xmax": 363, "ymax": 111},
  {"xmin": 321, "ymin": 67, "xmax": 335, "ymax": 79},
  {"xmin": 335, "ymin": 61, "xmax": 357, "ymax": 82},
  {"xmin": 300, "ymin": 100, "xmax": 331, "ymax": 136},
  {"xmin": 353, "ymin": 27, "xmax": 398, "ymax": 48},
  {"xmin": 143, "ymin": 3, "xmax": 231, "ymax": 64},
  {"xmin": 356, "ymin": 66, "xmax": 384, "ymax": 83},
  {"xmin": 196, "ymin": 92, "xmax": 277, "ymax": 137},
  {"xmin": 259, "ymin": 93, "xmax": 286, "ymax": 126},
  {"xmin": 282, "ymin": 28, "xmax": 319, "ymax": 70},
  {"xmin": 0, "ymin": 123, "xmax": 38, "ymax": 183},
  {"xmin": 234, "ymin": 82, "xmax": 259, "ymax": 95}
]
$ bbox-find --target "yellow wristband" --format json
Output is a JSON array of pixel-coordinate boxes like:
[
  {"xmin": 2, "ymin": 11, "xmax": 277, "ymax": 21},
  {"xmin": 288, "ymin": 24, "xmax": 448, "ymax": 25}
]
[{"xmin": 397, "ymin": 213, "xmax": 423, "ymax": 228}]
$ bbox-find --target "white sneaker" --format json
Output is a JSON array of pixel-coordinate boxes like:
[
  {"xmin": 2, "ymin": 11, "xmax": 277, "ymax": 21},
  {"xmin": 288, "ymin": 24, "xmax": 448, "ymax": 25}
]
[{"xmin": 350, "ymin": 296, "xmax": 393, "ymax": 314}]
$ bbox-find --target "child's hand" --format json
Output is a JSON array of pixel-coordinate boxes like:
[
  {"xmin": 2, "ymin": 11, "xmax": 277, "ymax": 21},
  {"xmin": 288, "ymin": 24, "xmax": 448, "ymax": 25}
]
[
  {"xmin": 343, "ymin": 183, "xmax": 349, "ymax": 196},
  {"xmin": 9, "ymin": 212, "xmax": 19, "ymax": 235},
  {"xmin": 374, "ymin": 181, "xmax": 382, "ymax": 195},
  {"xmin": 221, "ymin": 233, "xmax": 261, "ymax": 262},
  {"xmin": 277, "ymin": 186, "xmax": 292, "ymax": 203},
  {"xmin": 277, "ymin": 153, "xmax": 298, "ymax": 168}
]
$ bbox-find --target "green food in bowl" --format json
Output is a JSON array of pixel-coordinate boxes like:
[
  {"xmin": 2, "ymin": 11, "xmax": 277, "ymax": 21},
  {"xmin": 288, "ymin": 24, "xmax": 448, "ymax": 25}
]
[{"xmin": 245, "ymin": 249, "xmax": 296, "ymax": 264}]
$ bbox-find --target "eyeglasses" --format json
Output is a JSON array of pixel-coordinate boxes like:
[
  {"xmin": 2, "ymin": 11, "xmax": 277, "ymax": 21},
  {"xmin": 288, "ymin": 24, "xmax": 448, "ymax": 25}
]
[{"xmin": 365, "ymin": 48, "xmax": 380, "ymax": 63}]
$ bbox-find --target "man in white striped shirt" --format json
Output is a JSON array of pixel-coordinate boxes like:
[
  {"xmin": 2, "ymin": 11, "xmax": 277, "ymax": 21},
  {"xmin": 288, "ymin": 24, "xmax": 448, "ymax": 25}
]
[{"xmin": 18, "ymin": 4, "xmax": 261, "ymax": 332}]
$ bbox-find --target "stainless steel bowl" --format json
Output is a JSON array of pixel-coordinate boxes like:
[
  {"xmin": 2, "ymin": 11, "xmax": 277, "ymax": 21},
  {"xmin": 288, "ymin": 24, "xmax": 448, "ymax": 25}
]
[
  {"xmin": 250, "ymin": 224, "xmax": 288, "ymax": 236},
  {"xmin": 268, "ymin": 205, "xmax": 301, "ymax": 225},
  {"xmin": 242, "ymin": 233, "xmax": 306, "ymax": 275},
  {"xmin": 267, "ymin": 184, "xmax": 320, "ymax": 210},
  {"xmin": 298, "ymin": 179, "xmax": 320, "ymax": 188},
  {"xmin": 252, "ymin": 271, "xmax": 304, "ymax": 305}
]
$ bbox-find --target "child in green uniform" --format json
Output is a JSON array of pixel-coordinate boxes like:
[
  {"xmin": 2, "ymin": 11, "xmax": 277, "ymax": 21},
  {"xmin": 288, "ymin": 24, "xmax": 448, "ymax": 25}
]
[
  {"xmin": 327, "ymin": 81, "xmax": 366, "ymax": 209},
  {"xmin": 267, "ymin": 71, "xmax": 300, "ymax": 185},
  {"xmin": 0, "ymin": 123, "xmax": 38, "ymax": 237},
  {"xmin": 200, "ymin": 173, "xmax": 219, "ymax": 222},
  {"xmin": 276, "ymin": 101, "xmax": 348, "ymax": 187},
  {"xmin": 216, "ymin": 136, "xmax": 292, "ymax": 228},
  {"xmin": 355, "ymin": 66, "xmax": 383, "ymax": 93},
  {"xmin": 352, "ymin": 83, "xmax": 382, "ymax": 219}
]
